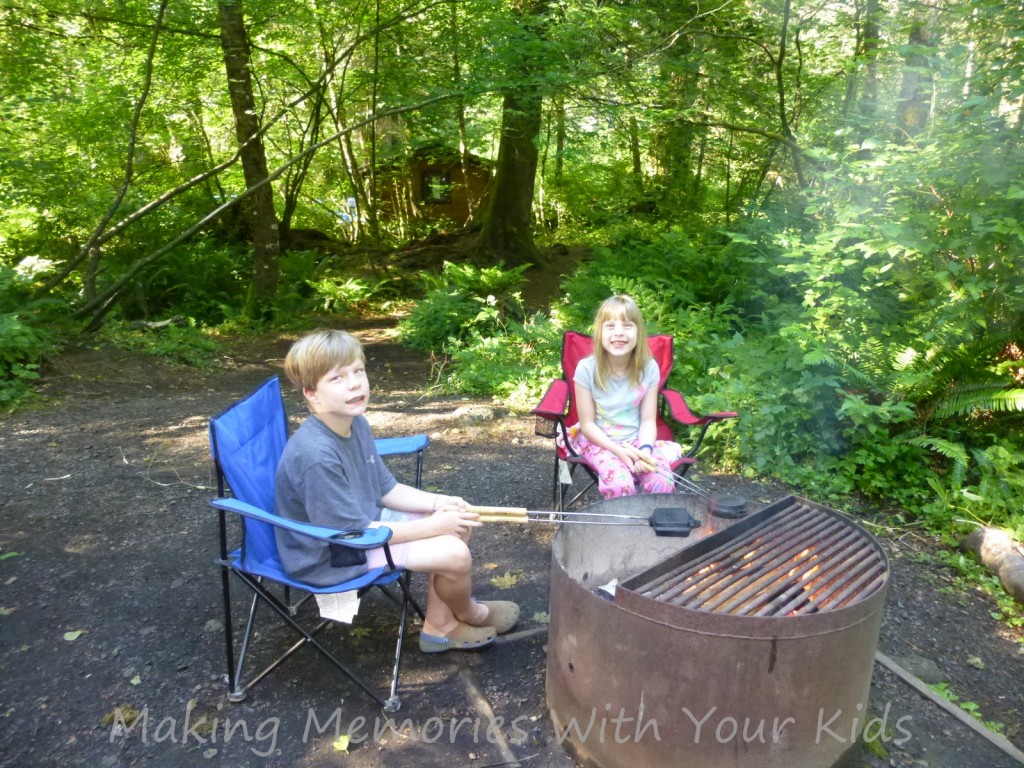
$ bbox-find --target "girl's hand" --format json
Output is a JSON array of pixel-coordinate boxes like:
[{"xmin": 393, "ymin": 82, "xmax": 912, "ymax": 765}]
[
  {"xmin": 619, "ymin": 444, "xmax": 657, "ymax": 472},
  {"xmin": 613, "ymin": 444, "xmax": 644, "ymax": 471}
]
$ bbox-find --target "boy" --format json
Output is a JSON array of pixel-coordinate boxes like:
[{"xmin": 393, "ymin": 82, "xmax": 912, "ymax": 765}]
[{"xmin": 274, "ymin": 329, "xmax": 519, "ymax": 653}]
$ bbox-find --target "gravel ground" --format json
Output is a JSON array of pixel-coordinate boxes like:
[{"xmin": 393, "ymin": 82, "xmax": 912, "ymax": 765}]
[{"xmin": 0, "ymin": 321, "xmax": 1021, "ymax": 767}]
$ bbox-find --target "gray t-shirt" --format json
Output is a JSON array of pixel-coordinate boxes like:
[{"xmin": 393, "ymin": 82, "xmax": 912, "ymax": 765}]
[
  {"xmin": 274, "ymin": 414, "xmax": 397, "ymax": 586},
  {"xmin": 574, "ymin": 356, "xmax": 660, "ymax": 443}
]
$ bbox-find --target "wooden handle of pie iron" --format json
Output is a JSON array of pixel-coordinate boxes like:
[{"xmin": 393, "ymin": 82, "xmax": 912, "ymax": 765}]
[
  {"xmin": 472, "ymin": 505, "xmax": 529, "ymax": 524},
  {"xmin": 478, "ymin": 513, "xmax": 529, "ymax": 523},
  {"xmin": 443, "ymin": 505, "xmax": 529, "ymax": 524},
  {"xmin": 637, "ymin": 453, "xmax": 659, "ymax": 471}
]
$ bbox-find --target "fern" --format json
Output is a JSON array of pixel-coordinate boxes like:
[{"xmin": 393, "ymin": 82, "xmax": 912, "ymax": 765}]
[
  {"xmin": 903, "ymin": 435, "xmax": 970, "ymax": 468},
  {"xmin": 935, "ymin": 382, "xmax": 1024, "ymax": 419}
]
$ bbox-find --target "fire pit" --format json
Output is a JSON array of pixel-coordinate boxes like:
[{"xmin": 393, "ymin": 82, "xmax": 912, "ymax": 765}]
[{"xmin": 547, "ymin": 494, "xmax": 888, "ymax": 768}]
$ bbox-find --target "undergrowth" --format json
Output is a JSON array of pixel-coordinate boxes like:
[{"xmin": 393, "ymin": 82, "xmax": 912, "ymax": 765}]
[{"xmin": 96, "ymin": 320, "xmax": 220, "ymax": 368}]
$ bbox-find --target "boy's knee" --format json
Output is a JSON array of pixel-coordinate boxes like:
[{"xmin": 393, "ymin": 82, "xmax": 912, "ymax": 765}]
[{"xmin": 440, "ymin": 536, "xmax": 473, "ymax": 573}]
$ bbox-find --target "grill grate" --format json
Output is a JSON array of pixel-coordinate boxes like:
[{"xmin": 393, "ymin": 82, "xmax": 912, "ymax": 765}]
[{"xmin": 627, "ymin": 497, "xmax": 886, "ymax": 616}]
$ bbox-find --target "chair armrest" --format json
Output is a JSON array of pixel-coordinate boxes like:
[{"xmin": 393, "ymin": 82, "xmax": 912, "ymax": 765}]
[
  {"xmin": 531, "ymin": 379, "xmax": 570, "ymax": 419},
  {"xmin": 662, "ymin": 388, "xmax": 739, "ymax": 426},
  {"xmin": 209, "ymin": 497, "xmax": 392, "ymax": 548},
  {"xmin": 375, "ymin": 434, "xmax": 429, "ymax": 457}
]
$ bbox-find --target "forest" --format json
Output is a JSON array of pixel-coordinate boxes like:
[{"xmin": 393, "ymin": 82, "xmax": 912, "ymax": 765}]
[{"xmin": 1, "ymin": 0, "xmax": 1022, "ymax": 541}]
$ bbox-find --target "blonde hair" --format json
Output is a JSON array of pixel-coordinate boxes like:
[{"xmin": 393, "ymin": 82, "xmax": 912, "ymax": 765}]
[
  {"xmin": 284, "ymin": 329, "xmax": 365, "ymax": 394},
  {"xmin": 592, "ymin": 295, "xmax": 651, "ymax": 390}
]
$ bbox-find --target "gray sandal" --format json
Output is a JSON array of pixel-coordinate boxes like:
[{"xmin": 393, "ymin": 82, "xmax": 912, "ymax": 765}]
[{"xmin": 419, "ymin": 622, "xmax": 496, "ymax": 653}]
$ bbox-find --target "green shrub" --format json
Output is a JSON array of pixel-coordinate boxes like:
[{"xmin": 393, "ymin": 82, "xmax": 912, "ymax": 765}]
[
  {"xmin": 97, "ymin": 319, "xmax": 220, "ymax": 368},
  {"xmin": 398, "ymin": 262, "xmax": 530, "ymax": 352},
  {"xmin": 0, "ymin": 266, "xmax": 60, "ymax": 409},
  {"xmin": 0, "ymin": 311, "xmax": 47, "ymax": 409},
  {"xmin": 443, "ymin": 313, "xmax": 563, "ymax": 411},
  {"xmin": 920, "ymin": 438, "xmax": 1024, "ymax": 537},
  {"xmin": 307, "ymin": 276, "xmax": 376, "ymax": 315}
]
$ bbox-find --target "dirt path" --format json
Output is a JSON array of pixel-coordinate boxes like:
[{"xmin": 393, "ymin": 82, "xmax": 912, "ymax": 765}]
[{"xmin": 1, "ymin": 324, "xmax": 1022, "ymax": 767}]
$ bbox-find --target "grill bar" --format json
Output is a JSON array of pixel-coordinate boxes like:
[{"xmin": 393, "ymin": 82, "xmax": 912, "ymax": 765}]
[
  {"xmin": 637, "ymin": 503, "xmax": 830, "ymax": 604},
  {"xmin": 749, "ymin": 534, "xmax": 872, "ymax": 616},
  {"xmin": 628, "ymin": 498, "xmax": 886, "ymax": 617},
  {"xmin": 720, "ymin": 532, "xmax": 864, "ymax": 618},
  {"xmin": 639, "ymin": 503, "xmax": 823, "ymax": 597},
  {"xmin": 701, "ymin": 521, "xmax": 855, "ymax": 613}
]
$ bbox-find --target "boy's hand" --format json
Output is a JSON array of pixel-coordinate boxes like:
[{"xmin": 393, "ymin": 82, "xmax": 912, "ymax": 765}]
[
  {"xmin": 432, "ymin": 508, "xmax": 481, "ymax": 536},
  {"xmin": 433, "ymin": 494, "xmax": 468, "ymax": 512}
]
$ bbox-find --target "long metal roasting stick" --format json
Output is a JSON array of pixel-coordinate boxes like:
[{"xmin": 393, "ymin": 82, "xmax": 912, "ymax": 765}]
[
  {"xmin": 447, "ymin": 505, "xmax": 650, "ymax": 526},
  {"xmin": 634, "ymin": 456, "xmax": 710, "ymax": 498}
]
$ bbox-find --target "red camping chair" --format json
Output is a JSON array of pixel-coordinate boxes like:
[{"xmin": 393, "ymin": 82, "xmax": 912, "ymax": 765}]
[{"xmin": 532, "ymin": 331, "xmax": 738, "ymax": 510}]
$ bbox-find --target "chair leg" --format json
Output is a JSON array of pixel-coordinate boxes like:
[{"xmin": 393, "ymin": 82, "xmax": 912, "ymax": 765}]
[
  {"xmin": 226, "ymin": 569, "xmax": 389, "ymax": 709},
  {"xmin": 552, "ymin": 455, "xmax": 563, "ymax": 511},
  {"xmin": 414, "ymin": 450, "xmax": 425, "ymax": 489},
  {"xmin": 383, "ymin": 573, "xmax": 415, "ymax": 713},
  {"xmin": 229, "ymin": 590, "xmax": 263, "ymax": 701},
  {"xmin": 563, "ymin": 462, "xmax": 597, "ymax": 510},
  {"xmin": 218, "ymin": 562, "xmax": 242, "ymax": 700}
]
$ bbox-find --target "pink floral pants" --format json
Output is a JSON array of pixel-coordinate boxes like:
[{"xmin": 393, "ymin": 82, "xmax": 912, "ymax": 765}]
[{"xmin": 560, "ymin": 424, "xmax": 684, "ymax": 499}]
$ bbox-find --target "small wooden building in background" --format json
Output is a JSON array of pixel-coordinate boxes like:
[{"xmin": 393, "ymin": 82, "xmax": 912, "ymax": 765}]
[{"xmin": 377, "ymin": 144, "xmax": 492, "ymax": 227}]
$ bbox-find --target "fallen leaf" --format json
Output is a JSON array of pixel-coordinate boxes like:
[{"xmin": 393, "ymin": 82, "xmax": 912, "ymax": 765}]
[
  {"xmin": 101, "ymin": 705, "xmax": 141, "ymax": 727},
  {"xmin": 531, "ymin": 611, "xmax": 550, "ymax": 624},
  {"xmin": 63, "ymin": 630, "xmax": 83, "ymax": 642},
  {"xmin": 130, "ymin": 675, "xmax": 142, "ymax": 685},
  {"xmin": 483, "ymin": 562, "xmax": 500, "ymax": 570},
  {"xmin": 489, "ymin": 570, "xmax": 522, "ymax": 589},
  {"xmin": 0, "ymin": 607, "xmax": 15, "ymax": 616},
  {"xmin": 332, "ymin": 735, "xmax": 350, "ymax": 752},
  {"xmin": 967, "ymin": 656, "xmax": 986, "ymax": 669}
]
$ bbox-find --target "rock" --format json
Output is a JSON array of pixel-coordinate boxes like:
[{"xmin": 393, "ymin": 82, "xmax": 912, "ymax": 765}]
[
  {"xmin": 890, "ymin": 653, "xmax": 945, "ymax": 685},
  {"xmin": 452, "ymin": 405, "xmax": 505, "ymax": 425}
]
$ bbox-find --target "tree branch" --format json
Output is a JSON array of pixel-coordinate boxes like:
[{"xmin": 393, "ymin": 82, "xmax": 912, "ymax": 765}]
[
  {"xmin": 34, "ymin": 0, "xmax": 168, "ymax": 299},
  {"xmin": 74, "ymin": 93, "xmax": 455, "ymax": 324}
]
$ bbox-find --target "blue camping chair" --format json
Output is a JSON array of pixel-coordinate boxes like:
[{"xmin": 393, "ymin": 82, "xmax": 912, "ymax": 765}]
[{"xmin": 208, "ymin": 376, "xmax": 428, "ymax": 712}]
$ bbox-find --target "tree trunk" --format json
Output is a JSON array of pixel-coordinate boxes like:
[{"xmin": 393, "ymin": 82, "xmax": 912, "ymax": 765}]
[
  {"xmin": 479, "ymin": 87, "xmax": 542, "ymax": 266},
  {"xmin": 478, "ymin": 0, "xmax": 548, "ymax": 266},
  {"xmin": 896, "ymin": 3, "xmax": 938, "ymax": 139},
  {"xmin": 554, "ymin": 94, "xmax": 566, "ymax": 182},
  {"xmin": 629, "ymin": 116, "xmax": 644, "ymax": 196},
  {"xmin": 843, "ymin": 0, "xmax": 881, "ymax": 129},
  {"xmin": 451, "ymin": 1, "xmax": 479, "ymax": 222},
  {"xmin": 774, "ymin": 0, "xmax": 806, "ymax": 187},
  {"xmin": 861, "ymin": 0, "xmax": 881, "ymax": 121},
  {"xmin": 960, "ymin": 528, "xmax": 1024, "ymax": 604},
  {"xmin": 218, "ymin": 0, "xmax": 280, "ymax": 320}
]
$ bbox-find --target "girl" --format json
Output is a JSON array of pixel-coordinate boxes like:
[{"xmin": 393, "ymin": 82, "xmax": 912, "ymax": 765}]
[{"xmin": 568, "ymin": 295, "xmax": 683, "ymax": 498}]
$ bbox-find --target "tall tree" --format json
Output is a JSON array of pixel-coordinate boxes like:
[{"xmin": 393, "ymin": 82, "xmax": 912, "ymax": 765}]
[
  {"xmin": 896, "ymin": 1, "xmax": 939, "ymax": 139},
  {"xmin": 218, "ymin": 0, "xmax": 280, "ymax": 319},
  {"xmin": 477, "ymin": 0, "xmax": 549, "ymax": 266}
]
